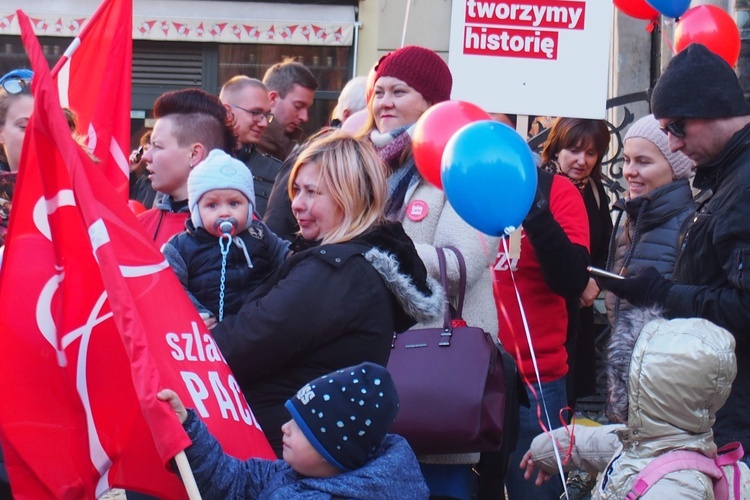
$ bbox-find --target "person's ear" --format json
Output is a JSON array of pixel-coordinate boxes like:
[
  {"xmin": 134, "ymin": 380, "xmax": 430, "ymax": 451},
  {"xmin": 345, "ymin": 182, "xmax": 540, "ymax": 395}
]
[
  {"xmin": 268, "ymin": 90, "xmax": 280, "ymax": 108},
  {"xmin": 189, "ymin": 143, "xmax": 207, "ymax": 167}
]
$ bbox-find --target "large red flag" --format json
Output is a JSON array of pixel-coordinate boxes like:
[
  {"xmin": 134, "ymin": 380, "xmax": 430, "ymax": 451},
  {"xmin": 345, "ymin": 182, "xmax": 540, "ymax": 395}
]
[
  {"xmin": 52, "ymin": 0, "xmax": 132, "ymax": 200},
  {"xmin": 0, "ymin": 11, "xmax": 274, "ymax": 499}
]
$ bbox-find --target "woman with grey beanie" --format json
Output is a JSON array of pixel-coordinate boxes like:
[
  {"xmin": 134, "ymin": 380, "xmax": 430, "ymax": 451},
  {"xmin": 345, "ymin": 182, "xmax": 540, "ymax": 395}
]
[{"xmin": 604, "ymin": 114, "xmax": 695, "ymax": 324}]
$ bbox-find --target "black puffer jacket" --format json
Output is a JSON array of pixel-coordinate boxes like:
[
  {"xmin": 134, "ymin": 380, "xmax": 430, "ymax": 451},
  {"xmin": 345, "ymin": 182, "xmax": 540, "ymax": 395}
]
[
  {"xmin": 163, "ymin": 219, "xmax": 290, "ymax": 318},
  {"xmin": 211, "ymin": 222, "xmax": 444, "ymax": 455},
  {"xmin": 605, "ymin": 179, "xmax": 695, "ymax": 324},
  {"xmin": 665, "ymin": 122, "xmax": 750, "ymax": 453}
]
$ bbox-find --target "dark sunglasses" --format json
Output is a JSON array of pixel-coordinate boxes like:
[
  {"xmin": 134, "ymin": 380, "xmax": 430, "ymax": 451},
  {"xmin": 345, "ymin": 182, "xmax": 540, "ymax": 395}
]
[
  {"xmin": 1, "ymin": 78, "xmax": 30, "ymax": 95},
  {"xmin": 660, "ymin": 118, "xmax": 687, "ymax": 138}
]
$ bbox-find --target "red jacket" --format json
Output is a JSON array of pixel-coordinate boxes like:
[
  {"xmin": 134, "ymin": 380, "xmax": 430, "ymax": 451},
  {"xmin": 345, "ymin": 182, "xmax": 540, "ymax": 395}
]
[
  {"xmin": 494, "ymin": 173, "xmax": 589, "ymax": 383},
  {"xmin": 138, "ymin": 206, "xmax": 189, "ymax": 249}
]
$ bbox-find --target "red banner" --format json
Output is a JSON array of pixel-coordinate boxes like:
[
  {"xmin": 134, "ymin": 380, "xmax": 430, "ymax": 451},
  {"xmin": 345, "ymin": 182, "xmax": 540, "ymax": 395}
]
[
  {"xmin": 52, "ymin": 0, "xmax": 132, "ymax": 200},
  {"xmin": 0, "ymin": 9, "xmax": 273, "ymax": 499}
]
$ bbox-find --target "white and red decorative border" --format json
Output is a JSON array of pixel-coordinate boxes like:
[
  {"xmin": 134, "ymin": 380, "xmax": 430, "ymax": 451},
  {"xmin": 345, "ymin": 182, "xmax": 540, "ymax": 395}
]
[{"xmin": 0, "ymin": 12, "xmax": 354, "ymax": 46}]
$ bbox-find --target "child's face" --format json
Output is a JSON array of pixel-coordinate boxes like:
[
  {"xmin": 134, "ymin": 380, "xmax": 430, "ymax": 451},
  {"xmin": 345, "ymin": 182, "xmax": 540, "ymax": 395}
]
[
  {"xmin": 198, "ymin": 188, "xmax": 250, "ymax": 237},
  {"xmin": 281, "ymin": 418, "xmax": 339, "ymax": 478}
]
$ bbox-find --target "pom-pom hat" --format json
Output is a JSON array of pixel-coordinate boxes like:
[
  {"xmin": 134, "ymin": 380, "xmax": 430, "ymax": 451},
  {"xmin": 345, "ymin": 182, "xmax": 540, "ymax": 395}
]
[
  {"xmin": 187, "ymin": 149, "xmax": 256, "ymax": 230},
  {"xmin": 285, "ymin": 362, "xmax": 399, "ymax": 471},
  {"xmin": 374, "ymin": 45, "xmax": 452, "ymax": 105},
  {"xmin": 624, "ymin": 114, "xmax": 694, "ymax": 179}
]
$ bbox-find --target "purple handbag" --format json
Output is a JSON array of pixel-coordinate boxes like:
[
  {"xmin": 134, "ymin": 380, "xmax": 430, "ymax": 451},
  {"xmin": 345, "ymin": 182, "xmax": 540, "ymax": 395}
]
[{"xmin": 387, "ymin": 246, "xmax": 507, "ymax": 455}]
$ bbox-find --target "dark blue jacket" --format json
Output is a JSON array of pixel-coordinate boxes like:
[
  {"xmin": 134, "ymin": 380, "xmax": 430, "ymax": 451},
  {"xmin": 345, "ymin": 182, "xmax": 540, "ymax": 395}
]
[
  {"xmin": 605, "ymin": 178, "xmax": 695, "ymax": 323},
  {"xmin": 163, "ymin": 219, "xmax": 290, "ymax": 318},
  {"xmin": 182, "ymin": 410, "xmax": 430, "ymax": 499}
]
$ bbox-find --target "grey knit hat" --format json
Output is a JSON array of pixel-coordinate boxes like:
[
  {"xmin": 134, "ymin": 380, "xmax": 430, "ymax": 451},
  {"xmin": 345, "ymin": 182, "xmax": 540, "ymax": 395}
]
[
  {"xmin": 187, "ymin": 149, "xmax": 255, "ymax": 230},
  {"xmin": 651, "ymin": 43, "xmax": 750, "ymax": 119},
  {"xmin": 284, "ymin": 362, "xmax": 399, "ymax": 471},
  {"xmin": 624, "ymin": 114, "xmax": 694, "ymax": 179}
]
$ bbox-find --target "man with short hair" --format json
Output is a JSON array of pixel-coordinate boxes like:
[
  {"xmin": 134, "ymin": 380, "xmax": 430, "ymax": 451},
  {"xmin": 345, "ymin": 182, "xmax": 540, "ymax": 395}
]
[
  {"xmin": 258, "ymin": 61, "xmax": 318, "ymax": 161},
  {"xmin": 601, "ymin": 43, "xmax": 750, "ymax": 464},
  {"xmin": 220, "ymin": 76, "xmax": 282, "ymax": 217}
]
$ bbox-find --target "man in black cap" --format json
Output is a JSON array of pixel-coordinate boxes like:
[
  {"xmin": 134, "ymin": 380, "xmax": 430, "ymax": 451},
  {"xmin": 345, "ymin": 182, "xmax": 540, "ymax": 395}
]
[{"xmin": 600, "ymin": 43, "xmax": 750, "ymax": 465}]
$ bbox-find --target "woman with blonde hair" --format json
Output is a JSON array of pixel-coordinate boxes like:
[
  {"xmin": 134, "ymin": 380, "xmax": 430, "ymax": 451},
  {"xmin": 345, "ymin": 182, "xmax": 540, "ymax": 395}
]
[{"xmin": 210, "ymin": 131, "xmax": 443, "ymax": 455}]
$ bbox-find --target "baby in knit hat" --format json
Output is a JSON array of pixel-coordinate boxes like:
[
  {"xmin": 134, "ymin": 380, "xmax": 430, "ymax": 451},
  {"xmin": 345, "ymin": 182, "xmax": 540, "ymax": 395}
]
[
  {"xmin": 158, "ymin": 362, "xmax": 429, "ymax": 499},
  {"xmin": 162, "ymin": 149, "xmax": 290, "ymax": 326}
]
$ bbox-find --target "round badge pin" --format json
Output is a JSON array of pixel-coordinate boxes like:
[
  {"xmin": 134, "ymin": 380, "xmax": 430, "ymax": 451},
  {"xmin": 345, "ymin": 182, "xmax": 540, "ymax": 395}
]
[{"xmin": 406, "ymin": 200, "xmax": 429, "ymax": 222}]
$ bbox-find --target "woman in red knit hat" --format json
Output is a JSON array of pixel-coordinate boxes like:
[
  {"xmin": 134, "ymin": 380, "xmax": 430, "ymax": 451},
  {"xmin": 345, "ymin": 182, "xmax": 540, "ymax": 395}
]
[{"xmin": 357, "ymin": 45, "xmax": 501, "ymax": 500}]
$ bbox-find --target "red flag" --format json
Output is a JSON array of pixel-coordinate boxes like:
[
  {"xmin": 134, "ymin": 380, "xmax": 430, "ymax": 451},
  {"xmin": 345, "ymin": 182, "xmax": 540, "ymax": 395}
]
[
  {"xmin": 0, "ymin": 11, "xmax": 274, "ymax": 499},
  {"xmin": 52, "ymin": 0, "xmax": 132, "ymax": 200}
]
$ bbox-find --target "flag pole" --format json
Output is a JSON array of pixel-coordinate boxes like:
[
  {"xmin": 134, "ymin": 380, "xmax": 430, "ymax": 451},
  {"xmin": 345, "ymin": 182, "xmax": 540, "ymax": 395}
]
[
  {"xmin": 400, "ymin": 0, "xmax": 412, "ymax": 48},
  {"xmin": 49, "ymin": 0, "xmax": 110, "ymax": 78},
  {"xmin": 174, "ymin": 451, "xmax": 202, "ymax": 500}
]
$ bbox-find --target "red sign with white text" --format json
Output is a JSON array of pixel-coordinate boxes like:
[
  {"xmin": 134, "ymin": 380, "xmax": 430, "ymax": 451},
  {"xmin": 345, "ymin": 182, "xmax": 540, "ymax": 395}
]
[
  {"xmin": 465, "ymin": 0, "xmax": 586, "ymax": 30},
  {"xmin": 464, "ymin": 26, "xmax": 558, "ymax": 59}
]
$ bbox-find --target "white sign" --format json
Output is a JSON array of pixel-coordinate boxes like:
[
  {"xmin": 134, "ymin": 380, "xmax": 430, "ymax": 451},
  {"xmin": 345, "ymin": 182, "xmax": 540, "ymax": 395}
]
[{"xmin": 449, "ymin": 0, "xmax": 613, "ymax": 119}]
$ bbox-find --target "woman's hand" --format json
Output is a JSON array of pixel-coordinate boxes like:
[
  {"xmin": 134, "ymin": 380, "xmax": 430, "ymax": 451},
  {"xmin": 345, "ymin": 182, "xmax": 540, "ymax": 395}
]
[
  {"xmin": 521, "ymin": 450, "xmax": 552, "ymax": 486},
  {"xmin": 157, "ymin": 389, "xmax": 188, "ymax": 424},
  {"xmin": 579, "ymin": 277, "xmax": 599, "ymax": 308}
]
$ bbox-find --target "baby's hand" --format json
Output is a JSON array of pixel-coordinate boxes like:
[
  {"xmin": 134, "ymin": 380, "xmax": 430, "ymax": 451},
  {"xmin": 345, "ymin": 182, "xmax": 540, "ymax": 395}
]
[{"xmin": 157, "ymin": 389, "xmax": 188, "ymax": 424}]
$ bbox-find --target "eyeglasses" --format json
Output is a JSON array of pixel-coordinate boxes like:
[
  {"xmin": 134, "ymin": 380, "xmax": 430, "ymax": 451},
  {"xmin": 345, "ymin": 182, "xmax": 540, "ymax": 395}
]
[
  {"xmin": 230, "ymin": 104, "xmax": 274, "ymax": 124},
  {"xmin": 660, "ymin": 118, "xmax": 687, "ymax": 138},
  {"xmin": 1, "ymin": 78, "xmax": 30, "ymax": 95}
]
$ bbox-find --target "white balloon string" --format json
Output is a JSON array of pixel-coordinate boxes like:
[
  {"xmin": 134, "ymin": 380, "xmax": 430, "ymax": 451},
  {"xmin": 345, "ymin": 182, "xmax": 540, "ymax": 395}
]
[{"xmin": 501, "ymin": 236, "xmax": 569, "ymax": 497}]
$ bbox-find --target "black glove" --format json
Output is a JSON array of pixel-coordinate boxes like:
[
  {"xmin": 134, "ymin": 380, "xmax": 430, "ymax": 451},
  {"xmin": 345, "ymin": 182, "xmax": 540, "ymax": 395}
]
[{"xmin": 597, "ymin": 266, "xmax": 673, "ymax": 308}]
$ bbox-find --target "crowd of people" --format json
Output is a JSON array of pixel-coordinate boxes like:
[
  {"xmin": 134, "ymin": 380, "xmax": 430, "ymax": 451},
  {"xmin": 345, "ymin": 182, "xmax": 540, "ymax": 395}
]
[{"xmin": 2, "ymin": 39, "xmax": 750, "ymax": 499}]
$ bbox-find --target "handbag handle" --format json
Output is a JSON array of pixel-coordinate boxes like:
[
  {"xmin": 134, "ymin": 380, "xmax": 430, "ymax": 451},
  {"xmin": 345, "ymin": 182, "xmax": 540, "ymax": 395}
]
[
  {"xmin": 443, "ymin": 246, "xmax": 467, "ymax": 318},
  {"xmin": 436, "ymin": 246, "xmax": 468, "ymax": 345}
]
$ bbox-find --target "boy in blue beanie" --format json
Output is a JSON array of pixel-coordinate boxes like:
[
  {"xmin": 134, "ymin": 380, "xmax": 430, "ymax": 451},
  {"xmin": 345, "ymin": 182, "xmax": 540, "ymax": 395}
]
[{"xmin": 158, "ymin": 362, "xmax": 428, "ymax": 499}]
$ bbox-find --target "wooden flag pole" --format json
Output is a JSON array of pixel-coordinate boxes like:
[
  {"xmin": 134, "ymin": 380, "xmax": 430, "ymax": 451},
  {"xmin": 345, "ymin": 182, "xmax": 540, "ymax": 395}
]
[{"xmin": 174, "ymin": 451, "xmax": 202, "ymax": 500}]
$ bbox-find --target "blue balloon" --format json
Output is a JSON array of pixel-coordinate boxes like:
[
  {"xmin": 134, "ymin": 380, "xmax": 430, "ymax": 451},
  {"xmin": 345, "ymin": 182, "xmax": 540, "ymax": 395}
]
[
  {"xmin": 441, "ymin": 121, "xmax": 537, "ymax": 237},
  {"xmin": 646, "ymin": 0, "xmax": 691, "ymax": 18}
]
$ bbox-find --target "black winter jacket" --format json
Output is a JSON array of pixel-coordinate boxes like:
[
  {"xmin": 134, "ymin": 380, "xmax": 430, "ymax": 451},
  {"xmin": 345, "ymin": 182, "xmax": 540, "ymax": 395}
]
[
  {"xmin": 665, "ymin": 122, "xmax": 750, "ymax": 452},
  {"xmin": 605, "ymin": 179, "xmax": 694, "ymax": 324},
  {"xmin": 210, "ymin": 223, "xmax": 443, "ymax": 455},
  {"xmin": 237, "ymin": 144, "xmax": 283, "ymax": 218},
  {"xmin": 163, "ymin": 219, "xmax": 290, "ymax": 318}
]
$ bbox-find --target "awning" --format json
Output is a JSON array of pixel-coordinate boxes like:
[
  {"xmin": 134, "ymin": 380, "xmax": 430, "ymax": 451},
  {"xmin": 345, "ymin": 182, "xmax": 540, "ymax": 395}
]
[{"xmin": 0, "ymin": 0, "xmax": 356, "ymax": 46}]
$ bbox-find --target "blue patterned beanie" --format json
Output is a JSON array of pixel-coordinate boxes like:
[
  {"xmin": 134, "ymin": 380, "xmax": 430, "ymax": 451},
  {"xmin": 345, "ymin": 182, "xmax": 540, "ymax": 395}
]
[{"xmin": 284, "ymin": 362, "xmax": 399, "ymax": 471}]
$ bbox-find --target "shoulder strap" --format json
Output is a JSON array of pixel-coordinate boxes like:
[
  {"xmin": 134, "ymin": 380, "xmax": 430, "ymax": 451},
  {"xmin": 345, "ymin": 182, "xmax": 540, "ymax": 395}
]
[
  {"xmin": 442, "ymin": 246, "xmax": 467, "ymax": 317},
  {"xmin": 626, "ymin": 450, "xmax": 725, "ymax": 500},
  {"xmin": 436, "ymin": 248, "xmax": 452, "ymax": 333}
]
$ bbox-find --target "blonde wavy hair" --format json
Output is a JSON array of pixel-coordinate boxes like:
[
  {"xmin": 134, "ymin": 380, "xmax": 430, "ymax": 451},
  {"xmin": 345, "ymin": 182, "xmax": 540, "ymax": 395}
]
[{"xmin": 288, "ymin": 131, "xmax": 386, "ymax": 245}]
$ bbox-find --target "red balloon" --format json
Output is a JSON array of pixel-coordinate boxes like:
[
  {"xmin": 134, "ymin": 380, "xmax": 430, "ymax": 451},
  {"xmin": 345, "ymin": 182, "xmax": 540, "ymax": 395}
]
[
  {"xmin": 127, "ymin": 199, "xmax": 147, "ymax": 215},
  {"xmin": 412, "ymin": 101, "xmax": 492, "ymax": 190},
  {"xmin": 613, "ymin": 0, "xmax": 659, "ymax": 20},
  {"xmin": 675, "ymin": 5, "xmax": 740, "ymax": 67}
]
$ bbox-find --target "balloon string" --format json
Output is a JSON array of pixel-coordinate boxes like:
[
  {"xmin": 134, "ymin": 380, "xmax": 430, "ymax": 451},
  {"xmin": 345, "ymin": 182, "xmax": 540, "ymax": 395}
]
[
  {"xmin": 495, "ymin": 236, "xmax": 570, "ymax": 497},
  {"xmin": 659, "ymin": 18, "xmax": 677, "ymax": 56}
]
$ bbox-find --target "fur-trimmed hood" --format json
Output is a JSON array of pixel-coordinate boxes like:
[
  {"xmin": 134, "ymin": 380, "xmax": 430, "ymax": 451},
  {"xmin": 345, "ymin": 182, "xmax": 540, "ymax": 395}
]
[
  {"xmin": 356, "ymin": 223, "xmax": 444, "ymax": 332},
  {"xmin": 607, "ymin": 308, "xmax": 736, "ymax": 446}
]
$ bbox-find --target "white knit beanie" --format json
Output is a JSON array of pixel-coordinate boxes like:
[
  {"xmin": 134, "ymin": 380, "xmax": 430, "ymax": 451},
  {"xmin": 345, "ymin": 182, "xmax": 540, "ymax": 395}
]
[
  {"xmin": 187, "ymin": 149, "xmax": 256, "ymax": 230},
  {"xmin": 624, "ymin": 114, "xmax": 694, "ymax": 179}
]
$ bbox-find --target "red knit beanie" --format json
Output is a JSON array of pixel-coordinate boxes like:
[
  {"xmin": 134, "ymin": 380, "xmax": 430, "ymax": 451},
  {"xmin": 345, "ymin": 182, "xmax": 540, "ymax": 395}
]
[{"xmin": 374, "ymin": 46, "xmax": 453, "ymax": 105}]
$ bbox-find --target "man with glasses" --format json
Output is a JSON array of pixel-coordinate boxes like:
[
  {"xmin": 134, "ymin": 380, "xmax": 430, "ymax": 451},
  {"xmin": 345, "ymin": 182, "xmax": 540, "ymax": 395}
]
[
  {"xmin": 600, "ymin": 43, "xmax": 750, "ymax": 466},
  {"xmin": 258, "ymin": 61, "xmax": 318, "ymax": 162},
  {"xmin": 220, "ymin": 76, "xmax": 282, "ymax": 217}
]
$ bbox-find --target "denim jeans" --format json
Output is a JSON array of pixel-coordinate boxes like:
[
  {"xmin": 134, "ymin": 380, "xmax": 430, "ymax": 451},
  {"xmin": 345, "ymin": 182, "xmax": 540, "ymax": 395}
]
[{"xmin": 505, "ymin": 377, "xmax": 567, "ymax": 500}]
